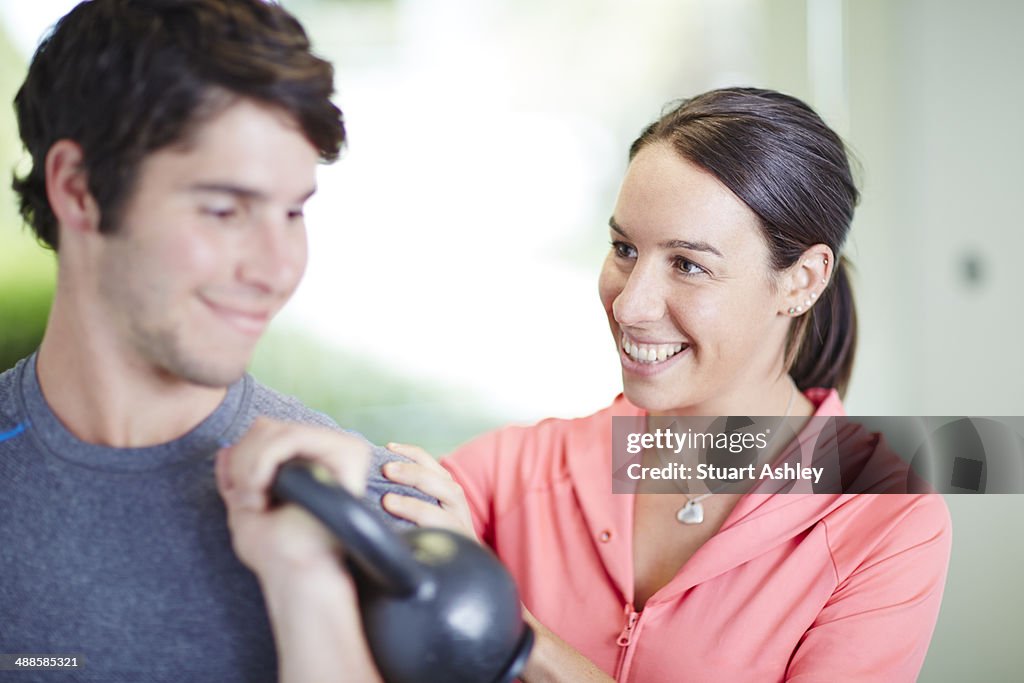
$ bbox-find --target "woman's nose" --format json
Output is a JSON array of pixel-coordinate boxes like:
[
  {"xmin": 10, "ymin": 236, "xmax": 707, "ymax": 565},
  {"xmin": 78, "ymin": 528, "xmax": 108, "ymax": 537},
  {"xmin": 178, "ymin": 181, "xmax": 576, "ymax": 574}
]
[{"xmin": 612, "ymin": 265, "xmax": 666, "ymax": 326}]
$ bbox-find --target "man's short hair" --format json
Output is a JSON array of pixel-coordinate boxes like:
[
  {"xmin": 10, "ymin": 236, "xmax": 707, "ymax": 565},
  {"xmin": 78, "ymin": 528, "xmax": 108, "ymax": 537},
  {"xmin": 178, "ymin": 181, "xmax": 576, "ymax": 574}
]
[{"xmin": 12, "ymin": 0, "xmax": 346, "ymax": 250}]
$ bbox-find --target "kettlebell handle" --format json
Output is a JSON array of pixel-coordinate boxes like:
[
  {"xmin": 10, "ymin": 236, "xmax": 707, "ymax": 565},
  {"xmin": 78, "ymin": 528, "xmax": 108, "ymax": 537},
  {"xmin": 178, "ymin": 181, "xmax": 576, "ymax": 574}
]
[{"xmin": 271, "ymin": 459, "xmax": 430, "ymax": 596}]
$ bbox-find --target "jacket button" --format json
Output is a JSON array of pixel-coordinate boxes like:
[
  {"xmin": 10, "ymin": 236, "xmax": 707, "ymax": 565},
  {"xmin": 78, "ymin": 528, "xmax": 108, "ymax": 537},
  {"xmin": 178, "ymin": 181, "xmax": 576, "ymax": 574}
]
[{"xmin": 599, "ymin": 530, "xmax": 612, "ymax": 542}]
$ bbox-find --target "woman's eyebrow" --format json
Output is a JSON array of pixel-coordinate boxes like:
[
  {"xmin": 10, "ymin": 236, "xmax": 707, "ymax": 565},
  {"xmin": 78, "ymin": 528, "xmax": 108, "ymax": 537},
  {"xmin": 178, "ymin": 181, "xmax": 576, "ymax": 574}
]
[
  {"xmin": 609, "ymin": 216, "xmax": 724, "ymax": 258},
  {"xmin": 609, "ymin": 216, "xmax": 629, "ymax": 237}
]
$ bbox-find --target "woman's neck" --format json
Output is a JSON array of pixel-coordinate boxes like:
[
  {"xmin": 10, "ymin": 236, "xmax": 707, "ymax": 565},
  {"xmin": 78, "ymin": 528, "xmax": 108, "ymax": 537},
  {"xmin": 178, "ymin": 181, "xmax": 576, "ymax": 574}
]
[{"xmin": 647, "ymin": 374, "xmax": 814, "ymax": 420}]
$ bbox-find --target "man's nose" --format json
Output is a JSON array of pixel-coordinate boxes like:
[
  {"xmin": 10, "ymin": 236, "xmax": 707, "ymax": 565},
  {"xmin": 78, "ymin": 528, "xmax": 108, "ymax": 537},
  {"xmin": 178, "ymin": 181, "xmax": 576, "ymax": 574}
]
[{"xmin": 237, "ymin": 214, "xmax": 307, "ymax": 294}]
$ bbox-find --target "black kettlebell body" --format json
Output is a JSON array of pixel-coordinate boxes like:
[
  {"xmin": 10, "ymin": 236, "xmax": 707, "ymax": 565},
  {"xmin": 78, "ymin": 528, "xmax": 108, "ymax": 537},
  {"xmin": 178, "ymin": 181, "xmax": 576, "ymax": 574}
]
[
  {"xmin": 272, "ymin": 460, "xmax": 533, "ymax": 683},
  {"xmin": 360, "ymin": 528, "xmax": 531, "ymax": 683}
]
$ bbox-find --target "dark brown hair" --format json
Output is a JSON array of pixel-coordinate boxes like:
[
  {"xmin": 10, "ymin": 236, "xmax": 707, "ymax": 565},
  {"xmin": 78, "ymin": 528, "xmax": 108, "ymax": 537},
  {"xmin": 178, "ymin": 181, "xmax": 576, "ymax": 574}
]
[
  {"xmin": 630, "ymin": 87, "xmax": 858, "ymax": 396},
  {"xmin": 12, "ymin": 0, "xmax": 346, "ymax": 250}
]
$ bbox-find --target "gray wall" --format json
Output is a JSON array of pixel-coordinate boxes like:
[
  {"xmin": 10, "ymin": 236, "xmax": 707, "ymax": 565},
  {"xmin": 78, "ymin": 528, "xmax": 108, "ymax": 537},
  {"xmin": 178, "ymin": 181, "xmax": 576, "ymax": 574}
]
[{"xmin": 831, "ymin": 2, "xmax": 1024, "ymax": 679}]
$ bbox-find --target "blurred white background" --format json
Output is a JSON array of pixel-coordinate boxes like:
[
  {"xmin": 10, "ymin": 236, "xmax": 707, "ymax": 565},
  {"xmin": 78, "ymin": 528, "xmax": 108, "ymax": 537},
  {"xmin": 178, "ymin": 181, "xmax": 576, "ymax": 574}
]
[{"xmin": 5, "ymin": 0, "xmax": 1022, "ymax": 420}]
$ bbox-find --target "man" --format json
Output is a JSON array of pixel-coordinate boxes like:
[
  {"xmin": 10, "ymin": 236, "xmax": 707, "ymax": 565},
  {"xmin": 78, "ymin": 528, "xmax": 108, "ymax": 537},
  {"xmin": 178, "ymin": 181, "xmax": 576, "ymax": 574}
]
[{"xmin": 0, "ymin": 1, "xmax": 420, "ymax": 680}]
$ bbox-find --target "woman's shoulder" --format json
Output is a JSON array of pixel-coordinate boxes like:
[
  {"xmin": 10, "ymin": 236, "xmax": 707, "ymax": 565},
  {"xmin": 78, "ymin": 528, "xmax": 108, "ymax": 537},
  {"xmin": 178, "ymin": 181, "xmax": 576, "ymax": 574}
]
[
  {"xmin": 803, "ymin": 387, "xmax": 952, "ymax": 555},
  {"xmin": 822, "ymin": 493, "xmax": 952, "ymax": 577}
]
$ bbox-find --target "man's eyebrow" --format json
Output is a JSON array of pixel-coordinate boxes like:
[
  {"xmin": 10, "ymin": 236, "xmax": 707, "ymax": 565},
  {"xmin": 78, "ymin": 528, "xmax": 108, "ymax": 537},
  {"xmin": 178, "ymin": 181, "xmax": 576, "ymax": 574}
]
[
  {"xmin": 608, "ymin": 217, "xmax": 724, "ymax": 258},
  {"xmin": 187, "ymin": 183, "xmax": 317, "ymax": 203},
  {"xmin": 188, "ymin": 183, "xmax": 265, "ymax": 201}
]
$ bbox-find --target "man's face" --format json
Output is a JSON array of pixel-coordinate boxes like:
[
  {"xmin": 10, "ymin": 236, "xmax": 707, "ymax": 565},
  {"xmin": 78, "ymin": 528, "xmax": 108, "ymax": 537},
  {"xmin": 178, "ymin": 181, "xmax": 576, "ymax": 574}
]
[{"xmin": 94, "ymin": 99, "xmax": 318, "ymax": 387}]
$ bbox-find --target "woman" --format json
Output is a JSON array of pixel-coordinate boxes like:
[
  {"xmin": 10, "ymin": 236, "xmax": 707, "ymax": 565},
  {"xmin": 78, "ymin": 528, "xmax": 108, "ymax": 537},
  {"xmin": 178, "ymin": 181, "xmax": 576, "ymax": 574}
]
[{"xmin": 380, "ymin": 88, "xmax": 952, "ymax": 682}]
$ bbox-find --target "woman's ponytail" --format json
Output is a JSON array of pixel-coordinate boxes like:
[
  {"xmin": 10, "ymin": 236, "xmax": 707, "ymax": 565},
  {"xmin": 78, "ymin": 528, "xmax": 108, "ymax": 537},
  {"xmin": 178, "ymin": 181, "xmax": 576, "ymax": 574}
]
[{"xmin": 789, "ymin": 256, "xmax": 857, "ymax": 397}]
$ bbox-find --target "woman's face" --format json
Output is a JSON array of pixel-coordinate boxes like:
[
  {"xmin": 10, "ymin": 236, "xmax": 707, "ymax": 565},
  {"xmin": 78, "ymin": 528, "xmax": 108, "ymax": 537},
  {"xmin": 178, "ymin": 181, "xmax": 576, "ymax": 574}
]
[{"xmin": 598, "ymin": 142, "xmax": 794, "ymax": 414}]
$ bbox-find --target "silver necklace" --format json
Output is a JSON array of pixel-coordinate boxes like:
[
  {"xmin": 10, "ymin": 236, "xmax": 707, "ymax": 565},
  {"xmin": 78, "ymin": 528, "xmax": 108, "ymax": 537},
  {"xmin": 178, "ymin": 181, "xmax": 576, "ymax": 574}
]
[
  {"xmin": 674, "ymin": 384, "xmax": 797, "ymax": 525},
  {"xmin": 675, "ymin": 491, "xmax": 714, "ymax": 524}
]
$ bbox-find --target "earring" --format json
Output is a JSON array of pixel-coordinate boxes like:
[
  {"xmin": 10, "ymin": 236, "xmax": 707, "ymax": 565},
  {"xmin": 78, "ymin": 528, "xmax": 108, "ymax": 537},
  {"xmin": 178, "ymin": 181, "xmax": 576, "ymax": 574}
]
[
  {"xmin": 788, "ymin": 307, "xmax": 797, "ymax": 315},
  {"xmin": 810, "ymin": 292, "xmax": 817, "ymax": 299}
]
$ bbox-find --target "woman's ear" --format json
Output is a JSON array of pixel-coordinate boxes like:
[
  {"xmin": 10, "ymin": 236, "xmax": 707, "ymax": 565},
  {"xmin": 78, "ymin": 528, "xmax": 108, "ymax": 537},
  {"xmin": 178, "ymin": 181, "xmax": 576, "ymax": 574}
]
[
  {"xmin": 779, "ymin": 245, "xmax": 834, "ymax": 317},
  {"xmin": 45, "ymin": 139, "xmax": 101, "ymax": 238}
]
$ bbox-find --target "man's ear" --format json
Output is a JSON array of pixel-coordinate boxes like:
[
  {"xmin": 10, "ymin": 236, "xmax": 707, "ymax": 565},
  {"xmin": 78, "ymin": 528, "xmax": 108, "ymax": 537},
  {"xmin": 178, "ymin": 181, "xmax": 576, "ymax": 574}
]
[{"xmin": 45, "ymin": 139, "xmax": 101, "ymax": 237}]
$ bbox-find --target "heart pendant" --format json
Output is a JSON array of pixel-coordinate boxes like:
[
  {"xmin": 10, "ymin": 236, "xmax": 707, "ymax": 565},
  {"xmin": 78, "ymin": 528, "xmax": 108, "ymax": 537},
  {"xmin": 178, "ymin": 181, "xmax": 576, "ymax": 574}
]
[{"xmin": 676, "ymin": 500, "xmax": 705, "ymax": 525}]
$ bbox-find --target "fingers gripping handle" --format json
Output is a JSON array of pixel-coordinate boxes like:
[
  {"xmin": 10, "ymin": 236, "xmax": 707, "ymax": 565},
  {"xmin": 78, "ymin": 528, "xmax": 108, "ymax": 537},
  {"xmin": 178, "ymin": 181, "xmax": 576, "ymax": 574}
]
[{"xmin": 271, "ymin": 459, "xmax": 429, "ymax": 596}]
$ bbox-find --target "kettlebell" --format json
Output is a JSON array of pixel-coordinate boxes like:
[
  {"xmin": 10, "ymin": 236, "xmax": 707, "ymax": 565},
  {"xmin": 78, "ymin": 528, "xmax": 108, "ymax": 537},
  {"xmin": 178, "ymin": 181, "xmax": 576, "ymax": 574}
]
[{"xmin": 271, "ymin": 459, "xmax": 534, "ymax": 683}]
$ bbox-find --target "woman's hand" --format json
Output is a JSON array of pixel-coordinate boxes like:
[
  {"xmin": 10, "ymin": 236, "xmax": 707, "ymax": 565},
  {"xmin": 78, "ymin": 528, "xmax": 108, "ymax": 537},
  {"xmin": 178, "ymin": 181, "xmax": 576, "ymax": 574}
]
[{"xmin": 380, "ymin": 442, "xmax": 479, "ymax": 541}]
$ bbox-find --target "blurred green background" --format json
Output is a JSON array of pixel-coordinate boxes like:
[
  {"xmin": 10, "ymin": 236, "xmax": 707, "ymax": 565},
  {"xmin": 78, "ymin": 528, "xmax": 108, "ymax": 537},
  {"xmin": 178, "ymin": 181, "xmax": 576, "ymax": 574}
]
[{"xmin": 0, "ymin": 23, "xmax": 53, "ymax": 377}]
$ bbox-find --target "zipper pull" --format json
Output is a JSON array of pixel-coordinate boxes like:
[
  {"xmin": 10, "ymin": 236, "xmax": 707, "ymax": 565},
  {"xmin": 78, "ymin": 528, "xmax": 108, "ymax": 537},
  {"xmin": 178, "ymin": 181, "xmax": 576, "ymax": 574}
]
[{"xmin": 616, "ymin": 604, "xmax": 640, "ymax": 647}]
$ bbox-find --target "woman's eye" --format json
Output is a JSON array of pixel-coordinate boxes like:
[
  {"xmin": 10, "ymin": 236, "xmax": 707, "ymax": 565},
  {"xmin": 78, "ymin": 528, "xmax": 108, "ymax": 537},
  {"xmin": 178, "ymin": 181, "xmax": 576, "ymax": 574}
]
[
  {"xmin": 611, "ymin": 240, "xmax": 637, "ymax": 259},
  {"xmin": 287, "ymin": 208, "xmax": 305, "ymax": 222},
  {"xmin": 674, "ymin": 257, "xmax": 706, "ymax": 276}
]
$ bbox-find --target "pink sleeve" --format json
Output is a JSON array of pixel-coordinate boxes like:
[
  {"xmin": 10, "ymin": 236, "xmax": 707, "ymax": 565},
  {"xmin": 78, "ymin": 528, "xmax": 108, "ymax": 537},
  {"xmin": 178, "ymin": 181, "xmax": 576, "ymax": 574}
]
[
  {"xmin": 786, "ymin": 495, "xmax": 952, "ymax": 681},
  {"xmin": 441, "ymin": 431, "xmax": 503, "ymax": 548}
]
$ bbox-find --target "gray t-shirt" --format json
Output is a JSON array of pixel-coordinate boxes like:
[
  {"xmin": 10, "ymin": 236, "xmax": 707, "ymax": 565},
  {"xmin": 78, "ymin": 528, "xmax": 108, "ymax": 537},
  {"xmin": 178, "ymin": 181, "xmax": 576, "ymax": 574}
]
[{"xmin": 0, "ymin": 354, "xmax": 428, "ymax": 682}]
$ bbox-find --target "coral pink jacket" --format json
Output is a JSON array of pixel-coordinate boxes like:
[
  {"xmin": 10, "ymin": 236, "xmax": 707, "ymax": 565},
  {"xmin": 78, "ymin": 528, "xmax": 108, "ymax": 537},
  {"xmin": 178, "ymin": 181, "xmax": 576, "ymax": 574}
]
[{"xmin": 443, "ymin": 391, "xmax": 951, "ymax": 682}]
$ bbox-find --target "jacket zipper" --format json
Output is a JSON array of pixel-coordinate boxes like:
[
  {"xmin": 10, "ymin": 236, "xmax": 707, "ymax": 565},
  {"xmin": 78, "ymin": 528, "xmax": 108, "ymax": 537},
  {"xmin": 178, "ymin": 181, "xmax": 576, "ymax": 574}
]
[{"xmin": 614, "ymin": 603, "xmax": 640, "ymax": 679}]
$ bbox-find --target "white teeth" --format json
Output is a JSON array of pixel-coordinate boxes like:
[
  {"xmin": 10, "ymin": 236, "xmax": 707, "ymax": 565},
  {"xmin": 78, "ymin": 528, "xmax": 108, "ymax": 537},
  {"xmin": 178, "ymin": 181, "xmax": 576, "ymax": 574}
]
[{"xmin": 620, "ymin": 334, "xmax": 687, "ymax": 364}]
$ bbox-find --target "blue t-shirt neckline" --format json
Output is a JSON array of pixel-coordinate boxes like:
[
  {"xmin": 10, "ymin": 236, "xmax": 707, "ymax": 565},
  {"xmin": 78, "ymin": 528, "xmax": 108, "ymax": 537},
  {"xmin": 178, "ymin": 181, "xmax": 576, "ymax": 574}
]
[{"xmin": 14, "ymin": 353, "xmax": 252, "ymax": 472}]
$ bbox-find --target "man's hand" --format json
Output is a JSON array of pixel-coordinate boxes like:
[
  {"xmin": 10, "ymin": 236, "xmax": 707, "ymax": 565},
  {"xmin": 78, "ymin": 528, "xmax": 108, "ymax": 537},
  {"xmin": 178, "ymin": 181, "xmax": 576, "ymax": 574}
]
[
  {"xmin": 215, "ymin": 417, "xmax": 383, "ymax": 683},
  {"xmin": 216, "ymin": 417, "xmax": 370, "ymax": 578}
]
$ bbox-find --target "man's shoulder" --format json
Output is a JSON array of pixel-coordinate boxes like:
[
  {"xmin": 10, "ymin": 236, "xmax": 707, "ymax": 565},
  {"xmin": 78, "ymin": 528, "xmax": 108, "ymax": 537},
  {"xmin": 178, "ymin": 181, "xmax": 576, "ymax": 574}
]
[
  {"xmin": 245, "ymin": 376, "xmax": 339, "ymax": 431},
  {"xmin": 242, "ymin": 376, "xmax": 436, "ymax": 525}
]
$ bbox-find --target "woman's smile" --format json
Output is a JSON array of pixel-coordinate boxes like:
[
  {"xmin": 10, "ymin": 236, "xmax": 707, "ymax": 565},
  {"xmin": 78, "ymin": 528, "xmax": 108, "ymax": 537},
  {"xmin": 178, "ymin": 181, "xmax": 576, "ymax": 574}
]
[{"xmin": 618, "ymin": 331, "xmax": 691, "ymax": 376}]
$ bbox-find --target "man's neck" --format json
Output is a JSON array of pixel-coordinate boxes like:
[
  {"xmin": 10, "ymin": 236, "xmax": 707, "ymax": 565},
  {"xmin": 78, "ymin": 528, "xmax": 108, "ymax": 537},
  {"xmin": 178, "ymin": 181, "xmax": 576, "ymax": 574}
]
[{"xmin": 35, "ymin": 304, "xmax": 228, "ymax": 449}]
